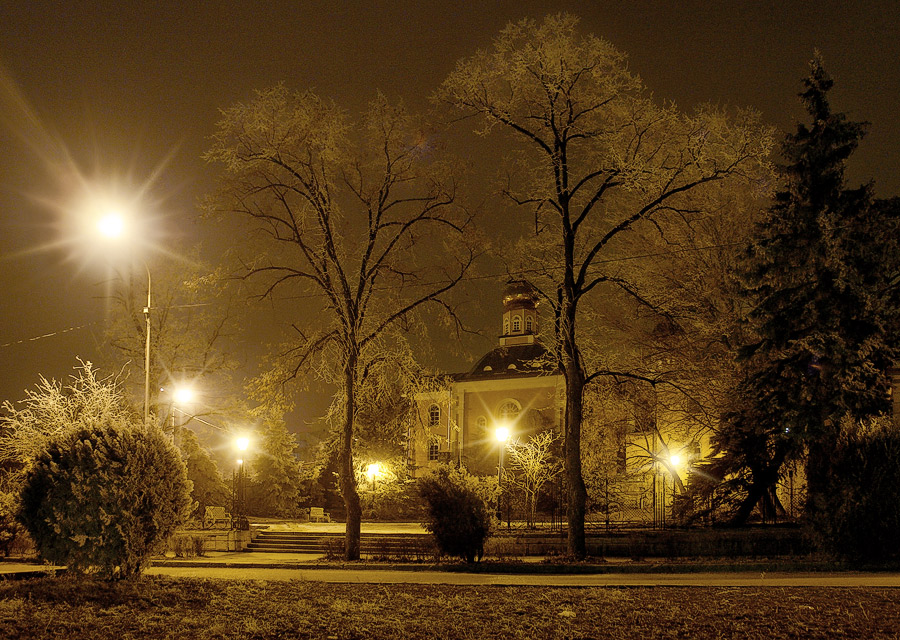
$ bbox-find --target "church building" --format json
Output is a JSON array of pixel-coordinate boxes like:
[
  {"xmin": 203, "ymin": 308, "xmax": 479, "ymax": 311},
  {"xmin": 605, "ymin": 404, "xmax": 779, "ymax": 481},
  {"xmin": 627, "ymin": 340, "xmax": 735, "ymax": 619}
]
[{"xmin": 411, "ymin": 280, "xmax": 564, "ymax": 477}]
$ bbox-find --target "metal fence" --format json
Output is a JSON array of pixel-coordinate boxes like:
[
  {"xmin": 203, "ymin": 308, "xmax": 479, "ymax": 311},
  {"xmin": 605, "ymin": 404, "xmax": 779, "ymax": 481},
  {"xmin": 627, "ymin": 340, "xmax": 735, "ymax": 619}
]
[{"xmin": 497, "ymin": 470, "xmax": 806, "ymax": 532}]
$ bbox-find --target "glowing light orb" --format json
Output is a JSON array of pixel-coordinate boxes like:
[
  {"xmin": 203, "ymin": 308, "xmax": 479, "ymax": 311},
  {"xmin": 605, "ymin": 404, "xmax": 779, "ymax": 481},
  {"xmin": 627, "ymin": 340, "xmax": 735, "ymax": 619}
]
[{"xmin": 97, "ymin": 213, "xmax": 125, "ymax": 238}]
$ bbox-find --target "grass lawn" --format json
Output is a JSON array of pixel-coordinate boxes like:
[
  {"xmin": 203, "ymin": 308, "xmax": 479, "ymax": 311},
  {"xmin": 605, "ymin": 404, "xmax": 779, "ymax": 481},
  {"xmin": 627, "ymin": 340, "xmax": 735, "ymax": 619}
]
[{"xmin": 1, "ymin": 575, "xmax": 898, "ymax": 639}]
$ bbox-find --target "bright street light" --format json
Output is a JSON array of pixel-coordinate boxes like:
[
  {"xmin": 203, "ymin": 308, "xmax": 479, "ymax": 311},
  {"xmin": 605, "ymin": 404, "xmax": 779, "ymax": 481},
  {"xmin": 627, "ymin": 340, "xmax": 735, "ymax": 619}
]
[
  {"xmin": 173, "ymin": 386, "xmax": 194, "ymax": 405},
  {"xmin": 95, "ymin": 211, "xmax": 153, "ymax": 424},
  {"xmin": 97, "ymin": 213, "xmax": 124, "ymax": 238},
  {"xmin": 366, "ymin": 462, "xmax": 383, "ymax": 491},
  {"xmin": 235, "ymin": 436, "xmax": 250, "ymax": 452}
]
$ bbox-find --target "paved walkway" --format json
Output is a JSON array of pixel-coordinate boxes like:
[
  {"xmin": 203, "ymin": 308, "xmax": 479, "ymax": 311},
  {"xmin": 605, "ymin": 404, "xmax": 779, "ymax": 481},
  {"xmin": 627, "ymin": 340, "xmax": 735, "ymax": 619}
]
[
  {"xmin": 144, "ymin": 565, "xmax": 900, "ymax": 586},
  {"xmin": 6, "ymin": 554, "xmax": 900, "ymax": 587}
]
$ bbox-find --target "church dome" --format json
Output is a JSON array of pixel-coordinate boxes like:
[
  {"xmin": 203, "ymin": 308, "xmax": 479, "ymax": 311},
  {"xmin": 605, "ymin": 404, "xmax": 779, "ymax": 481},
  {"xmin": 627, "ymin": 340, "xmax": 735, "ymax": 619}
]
[{"xmin": 502, "ymin": 280, "xmax": 537, "ymax": 307}]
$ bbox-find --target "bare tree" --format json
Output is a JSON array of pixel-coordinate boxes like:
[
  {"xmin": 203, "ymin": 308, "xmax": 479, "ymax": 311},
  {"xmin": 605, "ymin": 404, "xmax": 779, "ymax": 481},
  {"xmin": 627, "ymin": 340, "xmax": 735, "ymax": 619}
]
[
  {"xmin": 205, "ymin": 88, "xmax": 474, "ymax": 560},
  {"xmin": 102, "ymin": 254, "xmax": 243, "ymax": 424},
  {"xmin": 0, "ymin": 360, "xmax": 133, "ymax": 479},
  {"xmin": 506, "ymin": 431, "xmax": 562, "ymax": 528},
  {"xmin": 437, "ymin": 14, "xmax": 773, "ymax": 557}
]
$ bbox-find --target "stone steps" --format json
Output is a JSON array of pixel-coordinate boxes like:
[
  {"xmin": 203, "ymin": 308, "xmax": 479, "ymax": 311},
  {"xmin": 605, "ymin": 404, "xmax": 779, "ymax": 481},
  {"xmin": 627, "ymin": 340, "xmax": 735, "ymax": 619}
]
[{"xmin": 246, "ymin": 531, "xmax": 433, "ymax": 554}]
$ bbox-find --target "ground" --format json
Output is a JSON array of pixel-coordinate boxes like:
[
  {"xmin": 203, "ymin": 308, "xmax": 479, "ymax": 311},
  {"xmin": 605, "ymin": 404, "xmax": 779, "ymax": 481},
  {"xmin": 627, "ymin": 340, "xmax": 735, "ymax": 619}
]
[{"xmin": 1, "ymin": 576, "xmax": 898, "ymax": 639}]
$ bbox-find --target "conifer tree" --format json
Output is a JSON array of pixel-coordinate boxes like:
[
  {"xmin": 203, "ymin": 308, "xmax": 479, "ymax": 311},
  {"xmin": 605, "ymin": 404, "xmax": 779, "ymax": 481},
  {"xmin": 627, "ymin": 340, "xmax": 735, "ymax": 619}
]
[
  {"xmin": 180, "ymin": 429, "xmax": 228, "ymax": 520},
  {"xmin": 704, "ymin": 54, "xmax": 900, "ymax": 524},
  {"xmin": 250, "ymin": 413, "xmax": 302, "ymax": 517}
]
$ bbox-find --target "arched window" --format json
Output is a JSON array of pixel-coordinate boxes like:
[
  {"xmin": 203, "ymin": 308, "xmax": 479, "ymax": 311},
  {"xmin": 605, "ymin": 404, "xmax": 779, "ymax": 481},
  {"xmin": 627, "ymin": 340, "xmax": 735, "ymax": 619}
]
[
  {"xmin": 525, "ymin": 316, "xmax": 533, "ymax": 333},
  {"xmin": 428, "ymin": 404, "xmax": 441, "ymax": 428},
  {"xmin": 497, "ymin": 400, "xmax": 521, "ymax": 424},
  {"xmin": 512, "ymin": 315, "xmax": 521, "ymax": 332},
  {"xmin": 504, "ymin": 318, "xmax": 510, "ymax": 335},
  {"xmin": 476, "ymin": 416, "xmax": 487, "ymax": 433}
]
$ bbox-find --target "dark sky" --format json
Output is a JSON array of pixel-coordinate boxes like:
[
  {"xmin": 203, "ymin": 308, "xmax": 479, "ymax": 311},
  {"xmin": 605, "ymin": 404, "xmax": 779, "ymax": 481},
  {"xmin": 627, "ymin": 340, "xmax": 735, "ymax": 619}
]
[{"xmin": 1, "ymin": 1, "xmax": 898, "ymax": 421}]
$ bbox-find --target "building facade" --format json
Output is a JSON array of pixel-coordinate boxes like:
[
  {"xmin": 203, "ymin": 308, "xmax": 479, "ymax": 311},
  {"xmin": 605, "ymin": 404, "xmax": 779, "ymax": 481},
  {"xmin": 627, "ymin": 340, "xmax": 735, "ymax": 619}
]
[{"xmin": 411, "ymin": 280, "xmax": 564, "ymax": 477}]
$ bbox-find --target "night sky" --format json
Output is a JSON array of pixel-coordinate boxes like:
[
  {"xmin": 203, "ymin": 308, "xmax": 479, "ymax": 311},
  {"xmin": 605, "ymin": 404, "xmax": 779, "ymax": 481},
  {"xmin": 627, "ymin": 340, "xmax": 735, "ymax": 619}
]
[{"xmin": 1, "ymin": 1, "xmax": 898, "ymax": 423}]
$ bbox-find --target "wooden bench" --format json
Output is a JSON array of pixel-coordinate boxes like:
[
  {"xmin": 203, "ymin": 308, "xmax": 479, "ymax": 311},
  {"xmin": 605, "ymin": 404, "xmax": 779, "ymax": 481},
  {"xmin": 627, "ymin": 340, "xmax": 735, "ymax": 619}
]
[
  {"xmin": 309, "ymin": 506, "xmax": 330, "ymax": 523},
  {"xmin": 204, "ymin": 506, "xmax": 231, "ymax": 529}
]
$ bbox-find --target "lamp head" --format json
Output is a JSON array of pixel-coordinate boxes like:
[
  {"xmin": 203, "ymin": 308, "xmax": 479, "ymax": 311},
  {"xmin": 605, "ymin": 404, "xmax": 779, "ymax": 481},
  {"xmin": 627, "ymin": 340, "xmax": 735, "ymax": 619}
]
[
  {"xmin": 173, "ymin": 386, "xmax": 194, "ymax": 404},
  {"xmin": 97, "ymin": 212, "xmax": 125, "ymax": 238}
]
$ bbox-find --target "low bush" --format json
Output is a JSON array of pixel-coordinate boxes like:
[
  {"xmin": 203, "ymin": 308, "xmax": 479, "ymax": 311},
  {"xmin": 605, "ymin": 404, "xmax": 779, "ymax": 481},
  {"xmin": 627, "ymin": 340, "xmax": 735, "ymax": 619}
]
[
  {"xmin": 18, "ymin": 421, "xmax": 192, "ymax": 578},
  {"xmin": 171, "ymin": 534, "xmax": 206, "ymax": 558},
  {"xmin": 418, "ymin": 465, "xmax": 497, "ymax": 563}
]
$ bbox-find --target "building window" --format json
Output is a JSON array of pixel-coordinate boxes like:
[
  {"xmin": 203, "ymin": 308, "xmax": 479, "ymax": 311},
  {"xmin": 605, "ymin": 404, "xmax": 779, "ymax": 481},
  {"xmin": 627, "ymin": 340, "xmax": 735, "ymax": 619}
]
[
  {"xmin": 476, "ymin": 416, "xmax": 487, "ymax": 433},
  {"xmin": 525, "ymin": 316, "xmax": 533, "ymax": 333},
  {"xmin": 504, "ymin": 318, "xmax": 509, "ymax": 335},
  {"xmin": 497, "ymin": 400, "xmax": 520, "ymax": 424},
  {"xmin": 428, "ymin": 404, "xmax": 440, "ymax": 428},
  {"xmin": 428, "ymin": 441, "xmax": 440, "ymax": 461},
  {"xmin": 512, "ymin": 315, "xmax": 521, "ymax": 332}
]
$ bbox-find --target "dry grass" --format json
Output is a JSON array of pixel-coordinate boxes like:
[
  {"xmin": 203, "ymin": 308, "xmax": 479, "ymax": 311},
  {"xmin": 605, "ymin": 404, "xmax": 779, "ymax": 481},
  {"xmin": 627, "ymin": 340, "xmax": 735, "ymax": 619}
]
[{"xmin": 1, "ymin": 576, "xmax": 898, "ymax": 639}]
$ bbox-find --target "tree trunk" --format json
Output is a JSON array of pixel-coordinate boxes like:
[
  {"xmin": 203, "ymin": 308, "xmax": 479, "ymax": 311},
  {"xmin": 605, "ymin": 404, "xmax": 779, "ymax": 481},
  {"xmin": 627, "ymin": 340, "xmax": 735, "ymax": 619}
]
[
  {"xmin": 804, "ymin": 434, "xmax": 835, "ymax": 525},
  {"xmin": 730, "ymin": 446, "xmax": 788, "ymax": 527},
  {"xmin": 340, "ymin": 356, "xmax": 362, "ymax": 561},
  {"xmin": 564, "ymin": 357, "xmax": 588, "ymax": 559}
]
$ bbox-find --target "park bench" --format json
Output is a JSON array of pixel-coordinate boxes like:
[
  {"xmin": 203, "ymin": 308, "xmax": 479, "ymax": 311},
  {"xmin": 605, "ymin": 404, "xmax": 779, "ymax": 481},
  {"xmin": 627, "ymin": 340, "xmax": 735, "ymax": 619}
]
[
  {"xmin": 204, "ymin": 505, "xmax": 231, "ymax": 529},
  {"xmin": 309, "ymin": 506, "xmax": 330, "ymax": 523}
]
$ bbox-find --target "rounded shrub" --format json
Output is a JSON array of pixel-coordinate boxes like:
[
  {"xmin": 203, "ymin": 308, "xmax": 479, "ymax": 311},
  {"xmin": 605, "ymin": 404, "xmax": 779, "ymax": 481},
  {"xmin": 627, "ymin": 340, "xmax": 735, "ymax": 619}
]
[
  {"xmin": 418, "ymin": 465, "xmax": 496, "ymax": 563},
  {"xmin": 18, "ymin": 420, "xmax": 192, "ymax": 578}
]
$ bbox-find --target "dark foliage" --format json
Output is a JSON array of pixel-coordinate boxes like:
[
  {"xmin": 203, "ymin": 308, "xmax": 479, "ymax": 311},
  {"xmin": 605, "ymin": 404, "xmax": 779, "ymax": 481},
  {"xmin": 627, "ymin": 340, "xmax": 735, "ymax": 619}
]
[
  {"xmin": 818, "ymin": 424, "xmax": 900, "ymax": 564},
  {"xmin": 179, "ymin": 429, "xmax": 228, "ymax": 521},
  {"xmin": 418, "ymin": 465, "xmax": 494, "ymax": 563},
  {"xmin": 18, "ymin": 421, "xmax": 192, "ymax": 578},
  {"xmin": 690, "ymin": 55, "xmax": 900, "ymax": 525}
]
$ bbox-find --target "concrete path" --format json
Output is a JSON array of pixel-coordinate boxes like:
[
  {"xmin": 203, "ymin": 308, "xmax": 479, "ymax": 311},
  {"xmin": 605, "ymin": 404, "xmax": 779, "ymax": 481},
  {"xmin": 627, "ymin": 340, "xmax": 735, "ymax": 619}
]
[
  {"xmin": 5, "ymin": 557, "xmax": 900, "ymax": 587},
  {"xmin": 144, "ymin": 565, "xmax": 900, "ymax": 587}
]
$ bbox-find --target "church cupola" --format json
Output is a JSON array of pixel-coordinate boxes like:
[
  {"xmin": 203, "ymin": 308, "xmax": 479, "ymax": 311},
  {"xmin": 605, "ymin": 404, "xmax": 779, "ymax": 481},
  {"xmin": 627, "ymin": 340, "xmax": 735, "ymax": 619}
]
[{"xmin": 500, "ymin": 279, "xmax": 538, "ymax": 347}]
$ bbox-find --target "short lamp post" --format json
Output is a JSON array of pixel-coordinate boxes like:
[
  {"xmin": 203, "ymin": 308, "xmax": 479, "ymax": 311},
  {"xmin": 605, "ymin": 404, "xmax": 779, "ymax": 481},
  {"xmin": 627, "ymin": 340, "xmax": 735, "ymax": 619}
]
[{"xmin": 495, "ymin": 425, "xmax": 510, "ymax": 527}]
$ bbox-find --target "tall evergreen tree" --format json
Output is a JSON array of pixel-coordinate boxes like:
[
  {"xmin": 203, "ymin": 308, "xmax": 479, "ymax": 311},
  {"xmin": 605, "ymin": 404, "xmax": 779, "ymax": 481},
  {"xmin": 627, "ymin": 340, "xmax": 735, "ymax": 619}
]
[
  {"xmin": 704, "ymin": 54, "xmax": 900, "ymax": 524},
  {"xmin": 179, "ymin": 429, "xmax": 229, "ymax": 520},
  {"xmin": 249, "ymin": 413, "xmax": 302, "ymax": 517}
]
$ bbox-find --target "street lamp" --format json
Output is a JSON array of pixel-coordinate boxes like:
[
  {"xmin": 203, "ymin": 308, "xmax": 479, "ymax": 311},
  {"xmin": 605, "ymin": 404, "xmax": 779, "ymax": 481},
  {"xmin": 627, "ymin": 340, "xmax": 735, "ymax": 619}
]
[
  {"xmin": 233, "ymin": 436, "xmax": 250, "ymax": 529},
  {"xmin": 495, "ymin": 425, "xmax": 510, "ymax": 525},
  {"xmin": 167, "ymin": 385, "xmax": 194, "ymax": 446},
  {"xmin": 366, "ymin": 462, "xmax": 383, "ymax": 491},
  {"xmin": 97, "ymin": 213, "xmax": 152, "ymax": 425}
]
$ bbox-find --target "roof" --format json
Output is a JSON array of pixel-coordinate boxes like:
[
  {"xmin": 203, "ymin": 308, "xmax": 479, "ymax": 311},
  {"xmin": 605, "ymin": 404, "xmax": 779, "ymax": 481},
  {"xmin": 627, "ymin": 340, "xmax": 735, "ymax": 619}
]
[{"xmin": 455, "ymin": 342, "xmax": 559, "ymax": 381}]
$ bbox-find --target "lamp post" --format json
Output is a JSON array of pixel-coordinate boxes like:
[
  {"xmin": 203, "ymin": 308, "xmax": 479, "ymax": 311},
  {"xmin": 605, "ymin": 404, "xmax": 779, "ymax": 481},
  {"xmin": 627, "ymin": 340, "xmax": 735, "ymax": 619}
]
[
  {"xmin": 97, "ymin": 213, "xmax": 152, "ymax": 424},
  {"xmin": 495, "ymin": 425, "xmax": 510, "ymax": 525},
  {"xmin": 168, "ymin": 386, "xmax": 193, "ymax": 446},
  {"xmin": 234, "ymin": 436, "xmax": 250, "ymax": 529}
]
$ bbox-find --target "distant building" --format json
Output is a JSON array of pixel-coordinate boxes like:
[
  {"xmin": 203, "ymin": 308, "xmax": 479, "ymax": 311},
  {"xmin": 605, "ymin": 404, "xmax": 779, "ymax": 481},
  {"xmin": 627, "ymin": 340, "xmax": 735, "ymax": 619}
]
[
  {"xmin": 410, "ymin": 280, "xmax": 802, "ymax": 525},
  {"xmin": 411, "ymin": 280, "xmax": 564, "ymax": 477}
]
